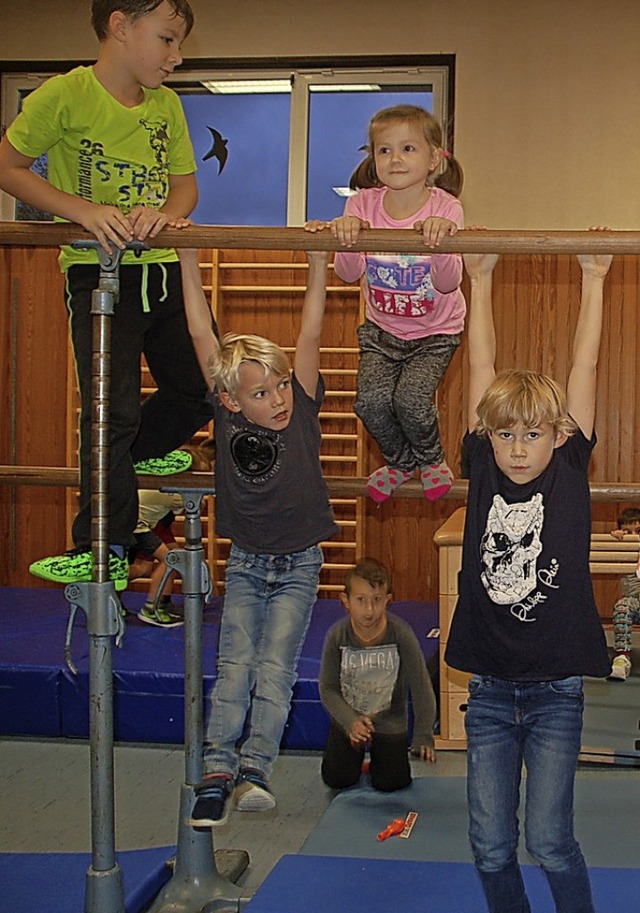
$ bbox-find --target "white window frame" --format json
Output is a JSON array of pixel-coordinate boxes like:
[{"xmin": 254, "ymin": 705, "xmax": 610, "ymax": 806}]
[{"xmin": 0, "ymin": 61, "xmax": 452, "ymax": 224}]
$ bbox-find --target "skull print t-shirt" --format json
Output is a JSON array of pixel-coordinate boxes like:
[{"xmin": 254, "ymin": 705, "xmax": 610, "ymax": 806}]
[{"xmin": 445, "ymin": 430, "xmax": 610, "ymax": 680}]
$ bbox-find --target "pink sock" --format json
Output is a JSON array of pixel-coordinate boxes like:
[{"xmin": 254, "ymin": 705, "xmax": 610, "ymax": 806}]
[
  {"xmin": 367, "ymin": 465, "xmax": 414, "ymax": 503},
  {"xmin": 420, "ymin": 461, "xmax": 453, "ymax": 502}
]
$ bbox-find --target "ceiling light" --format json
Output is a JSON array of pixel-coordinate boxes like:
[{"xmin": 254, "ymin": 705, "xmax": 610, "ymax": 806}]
[{"xmin": 201, "ymin": 79, "xmax": 292, "ymax": 94}]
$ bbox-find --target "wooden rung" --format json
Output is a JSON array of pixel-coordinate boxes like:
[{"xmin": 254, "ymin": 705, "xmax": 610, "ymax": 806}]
[
  {"xmin": 589, "ymin": 550, "xmax": 638, "ymax": 562},
  {"xmin": 218, "ymin": 262, "xmax": 319, "ymax": 269},
  {"xmin": 218, "ymin": 285, "xmax": 356, "ymax": 293},
  {"xmin": 317, "ymin": 369, "xmax": 358, "ymax": 376},
  {"xmin": 281, "ymin": 347, "xmax": 359, "ymax": 354},
  {"xmin": 590, "ymin": 562, "xmax": 638, "ymax": 575},
  {"xmin": 590, "ymin": 539, "xmax": 639, "ymax": 552}
]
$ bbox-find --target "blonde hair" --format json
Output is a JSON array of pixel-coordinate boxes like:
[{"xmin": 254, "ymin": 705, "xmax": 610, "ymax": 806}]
[
  {"xmin": 475, "ymin": 369, "xmax": 578, "ymax": 437},
  {"xmin": 211, "ymin": 333, "xmax": 291, "ymax": 398},
  {"xmin": 349, "ymin": 104, "xmax": 464, "ymax": 198}
]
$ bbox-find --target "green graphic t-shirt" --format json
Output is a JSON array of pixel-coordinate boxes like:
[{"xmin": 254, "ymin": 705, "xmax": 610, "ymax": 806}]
[{"xmin": 7, "ymin": 66, "xmax": 196, "ymax": 269}]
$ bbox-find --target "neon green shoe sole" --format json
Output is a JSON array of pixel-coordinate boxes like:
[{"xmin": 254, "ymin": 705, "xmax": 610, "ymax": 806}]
[
  {"xmin": 29, "ymin": 550, "xmax": 129, "ymax": 592},
  {"xmin": 134, "ymin": 449, "xmax": 193, "ymax": 476}
]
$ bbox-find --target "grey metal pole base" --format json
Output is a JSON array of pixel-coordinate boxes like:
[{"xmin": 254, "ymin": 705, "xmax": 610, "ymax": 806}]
[
  {"xmin": 84, "ymin": 862, "xmax": 124, "ymax": 913},
  {"xmin": 146, "ymin": 785, "xmax": 248, "ymax": 913}
]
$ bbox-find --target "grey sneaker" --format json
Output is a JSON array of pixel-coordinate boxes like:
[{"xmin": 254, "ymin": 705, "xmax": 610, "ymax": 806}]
[{"xmin": 235, "ymin": 768, "xmax": 276, "ymax": 812}]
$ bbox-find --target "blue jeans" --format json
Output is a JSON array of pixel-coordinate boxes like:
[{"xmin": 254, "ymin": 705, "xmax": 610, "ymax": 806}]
[
  {"xmin": 465, "ymin": 675, "xmax": 595, "ymax": 913},
  {"xmin": 203, "ymin": 543, "xmax": 322, "ymax": 779}
]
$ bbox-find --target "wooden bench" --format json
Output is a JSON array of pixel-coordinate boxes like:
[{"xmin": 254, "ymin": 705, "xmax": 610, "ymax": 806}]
[{"xmin": 433, "ymin": 508, "xmax": 639, "ymax": 749}]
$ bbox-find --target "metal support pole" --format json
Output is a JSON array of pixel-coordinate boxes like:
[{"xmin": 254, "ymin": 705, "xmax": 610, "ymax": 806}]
[
  {"xmin": 147, "ymin": 488, "xmax": 248, "ymax": 913},
  {"xmin": 63, "ymin": 240, "xmax": 132, "ymax": 913}
]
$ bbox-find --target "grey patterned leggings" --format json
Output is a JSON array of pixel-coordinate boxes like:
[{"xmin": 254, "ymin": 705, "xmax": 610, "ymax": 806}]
[
  {"xmin": 612, "ymin": 594, "xmax": 640, "ymax": 653},
  {"xmin": 355, "ymin": 320, "xmax": 460, "ymax": 472}
]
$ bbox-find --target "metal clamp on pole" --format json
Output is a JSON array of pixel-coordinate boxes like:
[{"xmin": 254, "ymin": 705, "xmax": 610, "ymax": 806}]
[{"xmin": 147, "ymin": 486, "xmax": 249, "ymax": 913}]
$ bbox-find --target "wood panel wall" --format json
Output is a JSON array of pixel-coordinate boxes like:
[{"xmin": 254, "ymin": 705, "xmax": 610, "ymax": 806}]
[
  {"xmin": 0, "ymin": 246, "xmax": 69, "ymax": 584},
  {"xmin": 0, "ymin": 247, "xmax": 637, "ymax": 615}
]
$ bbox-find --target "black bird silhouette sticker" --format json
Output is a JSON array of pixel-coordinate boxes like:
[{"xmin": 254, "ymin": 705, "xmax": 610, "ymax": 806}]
[{"xmin": 203, "ymin": 126, "xmax": 229, "ymax": 174}]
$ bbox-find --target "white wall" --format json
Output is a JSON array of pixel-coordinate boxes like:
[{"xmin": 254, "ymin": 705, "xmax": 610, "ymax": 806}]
[{"xmin": 1, "ymin": 0, "xmax": 639, "ymax": 229}]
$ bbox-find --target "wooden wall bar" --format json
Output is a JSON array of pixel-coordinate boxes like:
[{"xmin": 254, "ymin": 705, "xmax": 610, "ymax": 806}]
[{"xmin": 0, "ymin": 240, "xmax": 638, "ymax": 614}]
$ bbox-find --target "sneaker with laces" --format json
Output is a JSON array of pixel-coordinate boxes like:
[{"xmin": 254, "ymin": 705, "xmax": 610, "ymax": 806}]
[
  {"xmin": 235, "ymin": 768, "xmax": 276, "ymax": 812},
  {"xmin": 134, "ymin": 450, "xmax": 193, "ymax": 476},
  {"xmin": 29, "ymin": 548, "xmax": 129, "ymax": 592},
  {"xmin": 609, "ymin": 654, "xmax": 632, "ymax": 681},
  {"xmin": 139, "ymin": 604, "xmax": 184, "ymax": 628},
  {"xmin": 188, "ymin": 774, "xmax": 234, "ymax": 827},
  {"xmin": 157, "ymin": 597, "xmax": 183, "ymax": 621}
]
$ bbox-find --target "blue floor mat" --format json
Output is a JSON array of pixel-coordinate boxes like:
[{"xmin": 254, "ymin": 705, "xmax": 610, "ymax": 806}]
[
  {"xmin": 302, "ymin": 775, "xmax": 640, "ymax": 869},
  {"xmin": 244, "ymin": 855, "xmax": 640, "ymax": 913},
  {"xmin": 0, "ymin": 846, "xmax": 175, "ymax": 913}
]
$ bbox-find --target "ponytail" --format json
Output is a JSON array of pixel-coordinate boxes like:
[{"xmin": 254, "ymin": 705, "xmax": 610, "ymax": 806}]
[
  {"xmin": 348, "ymin": 152, "xmax": 380, "ymax": 191},
  {"xmin": 433, "ymin": 152, "xmax": 464, "ymax": 199}
]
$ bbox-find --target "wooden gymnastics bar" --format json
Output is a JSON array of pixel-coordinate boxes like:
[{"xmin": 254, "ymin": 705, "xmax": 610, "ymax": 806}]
[
  {"xmin": 3, "ymin": 221, "xmax": 640, "ymax": 254},
  {"xmin": 2, "ymin": 465, "xmax": 640, "ymax": 502}
]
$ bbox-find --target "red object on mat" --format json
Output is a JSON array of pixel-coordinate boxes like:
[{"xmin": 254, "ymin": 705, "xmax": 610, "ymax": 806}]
[{"xmin": 377, "ymin": 818, "xmax": 407, "ymax": 841}]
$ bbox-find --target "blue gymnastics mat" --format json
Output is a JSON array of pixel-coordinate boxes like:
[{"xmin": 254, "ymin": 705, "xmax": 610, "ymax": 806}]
[
  {"xmin": 243, "ymin": 855, "xmax": 640, "ymax": 913},
  {"xmin": 0, "ymin": 586, "xmax": 439, "ymax": 747},
  {"xmin": 247, "ymin": 774, "xmax": 640, "ymax": 912},
  {"xmin": 0, "ymin": 846, "xmax": 174, "ymax": 913},
  {"xmin": 301, "ymin": 775, "xmax": 640, "ymax": 869}
]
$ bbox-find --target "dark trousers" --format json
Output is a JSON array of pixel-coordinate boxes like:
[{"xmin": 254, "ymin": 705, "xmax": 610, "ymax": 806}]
[
  {"xmin": 66, "ymin": 261, "xmax": 216, "ymax": 548},
  {"xmin": 355, "ymin": 320, "xmax": 460, "ymax": 472},
  {"xmin": 321, "ymin": 722, "xmax": 411, "ymax": 793}
]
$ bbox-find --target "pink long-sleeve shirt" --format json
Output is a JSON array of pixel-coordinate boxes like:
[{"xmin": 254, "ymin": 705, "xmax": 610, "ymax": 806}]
[{"xmin": 334, "ymin": 186, "xmax": 465, "ymax": 340}]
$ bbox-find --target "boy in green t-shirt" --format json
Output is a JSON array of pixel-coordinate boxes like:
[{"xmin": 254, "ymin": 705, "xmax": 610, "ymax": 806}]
[{"xmin": 0, "ymin": 1, "xmax": 215, "ymax": 589}]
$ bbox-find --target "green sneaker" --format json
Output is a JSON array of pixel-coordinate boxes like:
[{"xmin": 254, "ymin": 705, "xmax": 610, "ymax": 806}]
[
  {"xmin": 134, "ymin": 449, "xmax": 193, "ymax": 476},
  {"xmin": 157, "ymin": 597, "xmax": 184, "ymax": 621},
  {"xmin": 29, "ymin": 548, "xmax": 129, "ymax": 592},
  {"xmin": 139, "ymin": 603, "xmax": 184, "ymax": 628}
]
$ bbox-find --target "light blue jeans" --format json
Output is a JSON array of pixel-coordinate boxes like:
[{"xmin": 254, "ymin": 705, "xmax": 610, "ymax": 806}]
[
  {"xmin": 465, "ymin": 675, "xmax": 595, "ymax": 913},
  {"xmin": 203, "ymin": 542, "xmax": 322, "ymax": 779}
]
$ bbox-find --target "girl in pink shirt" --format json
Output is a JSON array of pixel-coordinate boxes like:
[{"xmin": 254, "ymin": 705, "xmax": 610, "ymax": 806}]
[{"xmin": 307, "ymin": 105, "xmax": 465, "ymax": 502}]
